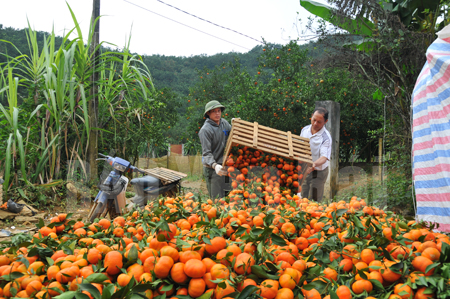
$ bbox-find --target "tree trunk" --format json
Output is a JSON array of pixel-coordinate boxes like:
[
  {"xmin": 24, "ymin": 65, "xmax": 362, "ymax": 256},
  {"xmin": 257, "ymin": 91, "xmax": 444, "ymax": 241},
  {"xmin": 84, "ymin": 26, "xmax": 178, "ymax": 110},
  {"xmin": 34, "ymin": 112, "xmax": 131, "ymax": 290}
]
[{"xmin": 87, "ymin": 0, "xmax": 100, "ymax": 183}]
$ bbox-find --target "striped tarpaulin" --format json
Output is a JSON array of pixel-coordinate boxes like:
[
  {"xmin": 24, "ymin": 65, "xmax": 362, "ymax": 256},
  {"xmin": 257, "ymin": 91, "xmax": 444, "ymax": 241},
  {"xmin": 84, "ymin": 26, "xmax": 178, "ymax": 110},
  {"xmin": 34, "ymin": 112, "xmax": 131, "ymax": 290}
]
[{"xmin": 412, "ymin": 25, "xmax": 450, "ymax": 232}]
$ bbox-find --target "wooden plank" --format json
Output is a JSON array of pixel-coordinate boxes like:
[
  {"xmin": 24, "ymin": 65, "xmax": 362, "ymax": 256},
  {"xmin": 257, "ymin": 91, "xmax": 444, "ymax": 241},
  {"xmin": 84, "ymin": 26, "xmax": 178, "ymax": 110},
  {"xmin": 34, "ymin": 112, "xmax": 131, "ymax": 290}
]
[
  {"xmin": 232, "ymin": 124, "xmax": 311, "ymax": 152},
  {"xmin": 287, "ymin": 131, "xmax": 293, "ymax": 158},
  {"xmin": 231, "ymin": 129, "xmax": 312, "ymax": 155},
  {"xmin": 235, "ymin": 119, "xmax": 310, "ymax": 143},
  {"xmin": 233, "ymin": 123, "xmax": 311, "ymax": 151},
  {"xmin": 222, "ymin": 125, "xmax": 236, "ymax": 166},
  {"xmin": 147, "ymin": 169, "xmax": 172, "ymax": 180},
  {"xmin": 142, "ymin": 167, "xmax": 187, "ymax": 185},
  {"xmin": 156, "ymin": 169, "xmax": 179, "ymax": 179},
  {"xmin": 230, "ymin": 139, "xmax": 313, "ymax": 165},
  {"xmin": 165, "ymin": 168, "xmax": 188, "ymax": 178},
  {"xmin": 230, "ymin": 133, "xmax": 313, "ymax": 161},
  {"xmin": 144, "ymin": 167, "xmax": 187, "ymax": 179},
  {"xmin": 253, "ymin": 122, "xmax": 258, "ymax": 148},
  {"xmin": 222, "ymin": 118, "xmax": 313, "ymax": 166},
  {"xmin": 231, "ymin": 136, "xmax": 313, "ymax": 164}
]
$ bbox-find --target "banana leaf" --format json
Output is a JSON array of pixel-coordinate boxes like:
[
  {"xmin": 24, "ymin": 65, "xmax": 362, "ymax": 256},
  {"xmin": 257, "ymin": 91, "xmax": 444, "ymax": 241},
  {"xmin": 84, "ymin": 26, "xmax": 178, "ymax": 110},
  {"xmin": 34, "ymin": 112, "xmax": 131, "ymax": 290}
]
[{"xmin": 300, "ymin": 0, "xmax": 375, "ymax": 36}]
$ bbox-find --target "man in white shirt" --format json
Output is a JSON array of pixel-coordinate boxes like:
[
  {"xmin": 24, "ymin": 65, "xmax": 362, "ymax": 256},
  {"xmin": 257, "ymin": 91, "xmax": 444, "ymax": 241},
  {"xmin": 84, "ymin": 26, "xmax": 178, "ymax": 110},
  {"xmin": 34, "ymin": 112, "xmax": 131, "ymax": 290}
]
[{"xmin": 300, "ymin": 107, "xmax": 332, "ymax": 202}]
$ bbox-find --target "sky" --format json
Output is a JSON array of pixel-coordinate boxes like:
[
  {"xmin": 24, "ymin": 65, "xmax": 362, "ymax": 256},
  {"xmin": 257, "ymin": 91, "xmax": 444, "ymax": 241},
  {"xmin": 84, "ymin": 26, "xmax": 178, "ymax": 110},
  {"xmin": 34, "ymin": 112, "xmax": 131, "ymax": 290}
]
[{"xmin": 0, "ymin": 0, "xmax": 318, "ymax": 57}]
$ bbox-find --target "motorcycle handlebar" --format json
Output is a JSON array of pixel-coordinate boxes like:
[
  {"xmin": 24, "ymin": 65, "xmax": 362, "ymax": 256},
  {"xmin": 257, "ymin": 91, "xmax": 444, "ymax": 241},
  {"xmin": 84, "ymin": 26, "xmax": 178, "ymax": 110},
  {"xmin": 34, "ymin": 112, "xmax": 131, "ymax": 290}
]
[
  {"xmin": 129, "ymin": 166, "xmax": 147, "ymax": 174},
  {"xmin": 98, "ymin": 154, "xmax": 145, "ymax": 173}
]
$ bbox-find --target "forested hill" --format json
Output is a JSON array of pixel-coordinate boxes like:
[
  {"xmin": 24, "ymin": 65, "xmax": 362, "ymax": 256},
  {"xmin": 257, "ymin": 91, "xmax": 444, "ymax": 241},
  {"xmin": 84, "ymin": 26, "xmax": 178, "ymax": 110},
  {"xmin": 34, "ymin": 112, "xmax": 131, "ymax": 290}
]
[
  {"xmin": 0, "ymin": 25, "xmax": 328, "ymax": 96},
  {"xmin": 142, "ymin": 46, "xmax": 263, "ymax": 95}
]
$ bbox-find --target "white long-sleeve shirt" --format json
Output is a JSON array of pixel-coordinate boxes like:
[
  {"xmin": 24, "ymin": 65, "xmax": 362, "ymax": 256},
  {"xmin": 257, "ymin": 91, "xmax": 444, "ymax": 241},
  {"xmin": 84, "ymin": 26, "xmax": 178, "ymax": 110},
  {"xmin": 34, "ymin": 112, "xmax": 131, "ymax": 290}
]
[{"xmin": 300, "ymin": 125, "xmax": 332, "ymax": 170}]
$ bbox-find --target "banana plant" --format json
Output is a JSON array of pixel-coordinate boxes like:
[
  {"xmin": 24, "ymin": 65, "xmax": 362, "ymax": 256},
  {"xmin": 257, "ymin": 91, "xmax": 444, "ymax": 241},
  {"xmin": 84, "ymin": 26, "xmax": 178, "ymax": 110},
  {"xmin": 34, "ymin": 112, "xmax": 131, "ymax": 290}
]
[
  {"xmin": 299, "ymin": 0, "xmax": 443, "ymax": 50},
  {"xmin": 299, "ymin": 0, "xmax": 376, "ymax": 51},
  {"xmin": 300, "ymin": 0, "xmax": 375, "ymax": 36}
]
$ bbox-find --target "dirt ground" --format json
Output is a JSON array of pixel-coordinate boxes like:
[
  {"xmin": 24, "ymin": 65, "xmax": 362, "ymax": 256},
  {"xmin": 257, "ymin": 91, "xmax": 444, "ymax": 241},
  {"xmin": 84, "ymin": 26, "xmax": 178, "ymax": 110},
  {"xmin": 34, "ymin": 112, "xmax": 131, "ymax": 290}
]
[{"xmin": 181, "ymin": 178, "xmax": 208, "ymax": 196}]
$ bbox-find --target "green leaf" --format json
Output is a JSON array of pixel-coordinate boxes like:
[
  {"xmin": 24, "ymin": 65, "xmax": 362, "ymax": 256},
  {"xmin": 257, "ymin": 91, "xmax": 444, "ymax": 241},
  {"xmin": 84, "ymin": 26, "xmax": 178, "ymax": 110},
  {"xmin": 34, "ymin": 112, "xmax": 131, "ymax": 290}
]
[
  {"xmin": 425, "ymin": 263, "xmax": 440, "ymax": 275},
  {"xmin": 373, "ymin": 88, "xmax": 384, "ymax": 101},
  {"xmin": 302, "ymin": 280, "xmax": 328, "ymax": 292},
  {"xmin": 203, "ymin": 236, "xmax": 212, "ymax": 245},
  {"xmin": 127, "ymin": 244, "xmax": 139, "ymax": 263},
  {"xmin": 3, "ymin": 134, "xmax": 12, "ymax": 192},
  {"xmin": 336, "ymin": 209, "xmax": 347, "ymax": 217},
  {"xmin": 300, "ymin": 0, "xmax": 375, "ymax": 36},
  {"xmin": 270, "ymin": 233, "xmax": 287, "ymax": 246},
  {"xmin": 265, "ymin": 262, "xmax": 280, "ymax": 273},
  {"xmin": 161, "ymin": 284, "xmax": 173, "ymax": 291},
  {"xmin": 78, "ymin": 283, "xmax": 101, "ymax": 299},
  {"xmin": 84, "ymin": 273, "xmax": 109, "ymax": 283},
  {"xmin": 251, "ymin": 265, "xmax": 280, "ymax": 280},
  {"xmin": 131, "ymin": 283, "xmax": 154, "ymax": 293},
  {"xmin": 54, "ymin": 291, "xmax": 77, "ymax": 299},
  {"xmin": 75, "ymin": 293, "xmax": 91, "ymax": 299},
  {"xmin": 102, "ymin": 284, "xmax": 117, "ymax": 299},
  {"xmin": 196, "ymin": 291, "xmax": 213, "ymax": 299},
  {"xmin": 237, "ymin": 285, "xmax": 259, "ymax": 299},
  {"xmin": 382, "ymin": 247, "xmax": 395, "ymax": 261},
  {"xmin": 15, "ymin": 130, "xmax": 28, "ymax": 184},
  {"xmin": 1, "ymin": 271, "xmax": 24, "ymax": 281},
  {"xmin": 17, "ymin": 188, "xmax": 29, "ymax": 200},
  {"xmin": 369, "ymin": 279, "xmax": 384, "ymax": 289}
]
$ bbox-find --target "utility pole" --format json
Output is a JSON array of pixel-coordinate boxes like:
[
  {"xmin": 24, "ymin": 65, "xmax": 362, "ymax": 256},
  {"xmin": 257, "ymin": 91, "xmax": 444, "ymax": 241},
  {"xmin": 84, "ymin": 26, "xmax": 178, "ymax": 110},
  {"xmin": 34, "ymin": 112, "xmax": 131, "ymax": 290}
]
[{"xmin": 88, "ymin": 0, "xmax": 100, "ymax": 183}]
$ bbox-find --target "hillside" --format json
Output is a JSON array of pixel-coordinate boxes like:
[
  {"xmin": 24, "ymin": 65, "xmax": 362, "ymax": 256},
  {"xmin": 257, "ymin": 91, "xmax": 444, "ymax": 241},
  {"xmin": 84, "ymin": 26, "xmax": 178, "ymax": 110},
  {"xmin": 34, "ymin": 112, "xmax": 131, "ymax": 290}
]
[{"xmin": 0, "ymin": 25, "xmax": 332, "ymax": 96}]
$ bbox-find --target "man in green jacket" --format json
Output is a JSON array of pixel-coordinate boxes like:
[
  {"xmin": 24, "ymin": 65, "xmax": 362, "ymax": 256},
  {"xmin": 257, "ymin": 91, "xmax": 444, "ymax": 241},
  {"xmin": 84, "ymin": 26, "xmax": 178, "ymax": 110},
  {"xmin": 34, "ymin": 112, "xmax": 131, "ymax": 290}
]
[{"xmin": 198, "ymin": 100, "xmax": 232, "ymax": 199}]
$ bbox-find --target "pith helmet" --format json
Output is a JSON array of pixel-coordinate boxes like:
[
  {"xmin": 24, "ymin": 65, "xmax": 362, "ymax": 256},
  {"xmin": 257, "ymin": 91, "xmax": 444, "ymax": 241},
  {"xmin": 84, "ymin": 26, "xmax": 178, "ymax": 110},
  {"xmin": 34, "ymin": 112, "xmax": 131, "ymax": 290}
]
[{"xmin": 204, "ymin": 100, "xmax": 225, "ymax": 118}]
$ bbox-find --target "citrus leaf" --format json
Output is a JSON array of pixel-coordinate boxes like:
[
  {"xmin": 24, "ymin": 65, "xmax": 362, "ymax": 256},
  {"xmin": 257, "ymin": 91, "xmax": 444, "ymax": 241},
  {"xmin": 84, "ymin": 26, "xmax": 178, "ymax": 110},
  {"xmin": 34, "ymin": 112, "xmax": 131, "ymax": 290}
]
[
  {"xmin": 84, "ymin": 273, "xmax": 109, "ymax": 283},
  {"xmin": 78, "ymin": 283, "xmax": 101, "ymax": 299},
  {"xmin": 131, "ymin": 283, "xmax": 154, "ymax": 293},
  {"xmin": 425, "ymin": 263, "xmax": 440, "ymax": 275},
  {"xmin": 369, "ymin": 279, "xmax": 384, "ymax": 289},
  {"xmin": 237, "ymin": 285, "xmax": 259, "ymax": 299},
  {"xmin": 54, "ymin": 291, "xmax": 77, "ymax": 299},
  {"xmin": 270, "ymin": 233, "xmax": 287, "ymax": 246},
  {"xmin": 196, "ymin": 291, "xmax": 213, "ymax": 299},
  {"xmin": 302, "ymin": 280, "xmax": 328, "ymax": 292},
  {"xmin": 1, "ymin": 271, "xmax": 24, "ymax": 281},
  {"xmin": 75, "ymin": 293, "xmax": 91, "ymax": 299}
]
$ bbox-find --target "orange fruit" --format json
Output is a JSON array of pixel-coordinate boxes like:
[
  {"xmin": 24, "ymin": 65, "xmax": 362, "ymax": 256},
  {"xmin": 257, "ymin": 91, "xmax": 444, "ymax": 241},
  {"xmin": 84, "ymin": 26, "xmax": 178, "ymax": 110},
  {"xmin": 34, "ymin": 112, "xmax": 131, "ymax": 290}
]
[{"xmin": 104, "ymin": 251, "xmax": 123, "ymax": 275}]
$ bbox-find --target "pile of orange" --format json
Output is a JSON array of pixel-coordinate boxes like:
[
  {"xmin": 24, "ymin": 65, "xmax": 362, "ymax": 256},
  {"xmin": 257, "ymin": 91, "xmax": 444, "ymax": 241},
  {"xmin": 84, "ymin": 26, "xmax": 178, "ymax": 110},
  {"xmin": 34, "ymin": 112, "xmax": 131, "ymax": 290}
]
[
  {"xmin": 224, "ymin": 146, "xmax": 302, "ymax": 207},
  {"xmin": 0, "ymin": 145, "xmax": 448, "ymax": 299}
]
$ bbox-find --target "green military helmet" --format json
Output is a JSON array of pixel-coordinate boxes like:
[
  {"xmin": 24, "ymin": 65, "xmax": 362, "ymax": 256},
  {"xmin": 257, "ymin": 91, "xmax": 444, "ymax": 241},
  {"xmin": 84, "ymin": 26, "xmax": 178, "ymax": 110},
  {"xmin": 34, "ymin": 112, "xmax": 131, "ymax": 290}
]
[{"xmin": 204, "ymin": 100, "xmax": 225, "ymax": 118}]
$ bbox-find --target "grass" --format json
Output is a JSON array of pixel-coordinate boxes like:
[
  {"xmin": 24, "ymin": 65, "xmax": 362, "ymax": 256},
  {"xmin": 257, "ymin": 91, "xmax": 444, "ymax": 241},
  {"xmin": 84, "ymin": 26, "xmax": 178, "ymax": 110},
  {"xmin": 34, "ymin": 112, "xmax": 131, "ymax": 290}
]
[{"xmin": 185, "ymin": 172, "xmax": 203, "ymax": 182}]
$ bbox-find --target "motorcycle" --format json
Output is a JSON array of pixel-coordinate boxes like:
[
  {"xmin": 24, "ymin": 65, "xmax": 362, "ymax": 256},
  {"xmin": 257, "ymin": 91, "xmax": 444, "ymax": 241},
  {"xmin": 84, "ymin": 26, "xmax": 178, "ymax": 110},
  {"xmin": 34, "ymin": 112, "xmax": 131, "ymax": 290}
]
[{"xmin": 87, "ymin": 154, "xmax": 180, "ymax": 223}]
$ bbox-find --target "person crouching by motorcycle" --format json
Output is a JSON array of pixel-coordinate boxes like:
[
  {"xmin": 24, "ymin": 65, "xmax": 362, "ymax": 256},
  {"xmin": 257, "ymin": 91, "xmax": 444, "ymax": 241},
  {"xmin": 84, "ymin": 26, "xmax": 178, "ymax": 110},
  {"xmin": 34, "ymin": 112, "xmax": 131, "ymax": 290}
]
[{"xmin": 198, "ymin": 100, "xmax": 231, "ymax": 200}]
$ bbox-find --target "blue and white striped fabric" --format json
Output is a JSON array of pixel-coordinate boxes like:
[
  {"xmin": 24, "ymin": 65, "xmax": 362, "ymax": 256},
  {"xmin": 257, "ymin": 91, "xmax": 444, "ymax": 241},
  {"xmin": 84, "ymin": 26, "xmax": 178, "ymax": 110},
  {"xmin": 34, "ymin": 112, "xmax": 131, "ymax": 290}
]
[{"xmin": 412, "ymin": 25, "xmax": 450, "ymax": 232}]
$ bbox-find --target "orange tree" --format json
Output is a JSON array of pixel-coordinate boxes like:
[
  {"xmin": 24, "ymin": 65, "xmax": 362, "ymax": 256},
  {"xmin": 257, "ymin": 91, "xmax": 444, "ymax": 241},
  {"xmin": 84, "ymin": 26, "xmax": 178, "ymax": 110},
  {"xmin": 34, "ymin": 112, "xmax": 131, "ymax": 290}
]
[
  {"xmin": 98, "ymin": 87, "xmax": 178, "ymax": 165},
  {"xmin": 185, "ymin": 41, "xmax": 382, "ymax": 162}
]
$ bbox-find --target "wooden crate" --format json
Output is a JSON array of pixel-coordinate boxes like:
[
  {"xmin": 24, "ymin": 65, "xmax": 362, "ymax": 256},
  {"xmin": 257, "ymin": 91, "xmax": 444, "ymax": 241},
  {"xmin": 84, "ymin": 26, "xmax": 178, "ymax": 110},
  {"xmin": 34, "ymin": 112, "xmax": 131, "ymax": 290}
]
[
  {"xmin": 141, "ymin": 167, "xmax": 187, "ymax": 185},
  {"xmin": 223, "ymin": 118, "xmax": 313, "ymax": 166}
]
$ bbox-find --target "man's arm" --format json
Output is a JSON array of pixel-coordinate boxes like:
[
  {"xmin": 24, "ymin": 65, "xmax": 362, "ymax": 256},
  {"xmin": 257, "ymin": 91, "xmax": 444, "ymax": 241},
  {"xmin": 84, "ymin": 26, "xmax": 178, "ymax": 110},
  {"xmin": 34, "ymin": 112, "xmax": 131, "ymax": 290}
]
[
  {"xmin": 199, "ymin": 130, "xmax": 215, "ymax": 167},
  {"xmin": 306, "ymin": 135, "xmax": 331, "ymax": 173},
  {"xmin": 312, "ymin": 156, "xmax": 328, "ymax": 169},
  {"xmin": 311, "ymin": 135, "xmax": 331, "ymax": 169}
]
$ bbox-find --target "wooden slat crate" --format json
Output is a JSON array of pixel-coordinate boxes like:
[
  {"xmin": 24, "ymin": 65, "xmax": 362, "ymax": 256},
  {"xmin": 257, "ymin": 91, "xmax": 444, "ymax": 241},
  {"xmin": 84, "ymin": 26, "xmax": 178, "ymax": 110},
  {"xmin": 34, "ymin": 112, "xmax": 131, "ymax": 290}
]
[
  {"xmin": 223, "ymin": 118, "xmax": 313, "ymax": 166},
  {"xmin": 141, "ymin": 167, "xmax": 187, "ymax": 185}
]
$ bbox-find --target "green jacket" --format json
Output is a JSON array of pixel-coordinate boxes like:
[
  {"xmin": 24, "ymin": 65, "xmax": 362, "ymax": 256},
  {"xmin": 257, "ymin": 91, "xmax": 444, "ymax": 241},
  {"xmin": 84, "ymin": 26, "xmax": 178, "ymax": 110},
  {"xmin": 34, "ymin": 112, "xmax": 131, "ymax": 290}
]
[{"xmin": 198, "ymin": 118, "xmax": 231, "ymax": 167}]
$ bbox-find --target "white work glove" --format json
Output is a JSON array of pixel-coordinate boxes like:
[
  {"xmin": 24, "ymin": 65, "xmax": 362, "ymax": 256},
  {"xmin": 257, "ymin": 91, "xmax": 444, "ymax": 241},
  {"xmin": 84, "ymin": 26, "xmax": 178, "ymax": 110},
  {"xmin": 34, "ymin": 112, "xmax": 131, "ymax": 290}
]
[{"xmin": 213, "ymin": 163, "xmax": 227, "ymax": 176}]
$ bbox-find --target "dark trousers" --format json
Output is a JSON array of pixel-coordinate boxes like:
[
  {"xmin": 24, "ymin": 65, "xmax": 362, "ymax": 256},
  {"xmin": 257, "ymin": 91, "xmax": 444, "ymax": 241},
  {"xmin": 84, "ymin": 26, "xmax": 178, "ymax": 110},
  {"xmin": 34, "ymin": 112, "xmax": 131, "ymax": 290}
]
[
  {"xmin": 203, "ymin": 167, "xmax": 230, "ymax": 200},
  {"xmin": 301, "ymin": 167, "xmax": 329, "ymax": 202}
]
